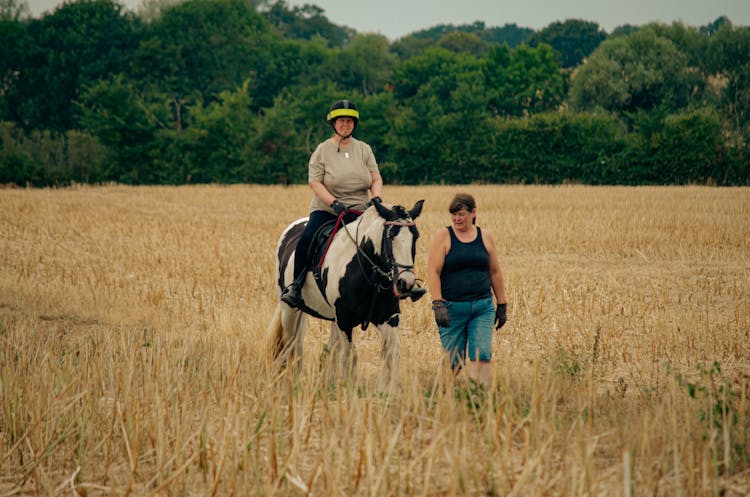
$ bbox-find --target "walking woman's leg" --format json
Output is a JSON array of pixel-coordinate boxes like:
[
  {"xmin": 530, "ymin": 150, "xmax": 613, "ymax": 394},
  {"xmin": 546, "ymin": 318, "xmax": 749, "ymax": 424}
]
[{"xmin": 466, "ymin": 298, "xmax": 495, "ymax": 385}]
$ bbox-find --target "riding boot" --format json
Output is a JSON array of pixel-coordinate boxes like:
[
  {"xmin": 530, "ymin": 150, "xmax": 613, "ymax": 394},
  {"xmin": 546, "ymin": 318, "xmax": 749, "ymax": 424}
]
[{"xmin": 281, "ymin": 271, "xmax": 306, "ymax": 308}]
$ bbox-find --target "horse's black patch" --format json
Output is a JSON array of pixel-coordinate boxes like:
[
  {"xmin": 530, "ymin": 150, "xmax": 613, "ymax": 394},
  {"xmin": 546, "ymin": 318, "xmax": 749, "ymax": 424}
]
[
  {"xmin": 387, "ymin": 314, "xmax": 399, "ymax": 327},
  {"xmin": 314, "ymin": 266, "xmax": 329, "ymax": 300},
  {"xmin": 334, "ymin": 238, "xmax": 400, "ymax": 334},
  {"xmin": 277, "ymin": 221, "xmax": 306, "ymax": 290}
]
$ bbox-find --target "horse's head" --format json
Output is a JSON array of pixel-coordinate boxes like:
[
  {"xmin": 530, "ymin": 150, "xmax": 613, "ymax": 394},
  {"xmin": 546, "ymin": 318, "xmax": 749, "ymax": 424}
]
[{"xmin": 371, "ymin": 199, "xmax": 426, "ymax": 301}]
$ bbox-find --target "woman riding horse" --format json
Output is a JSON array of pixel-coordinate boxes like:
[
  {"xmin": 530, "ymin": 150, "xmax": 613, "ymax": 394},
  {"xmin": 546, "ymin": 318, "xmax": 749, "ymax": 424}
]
[{"xmin": 281, "ymin": 99, "xmax": 384, "ymax": 308}]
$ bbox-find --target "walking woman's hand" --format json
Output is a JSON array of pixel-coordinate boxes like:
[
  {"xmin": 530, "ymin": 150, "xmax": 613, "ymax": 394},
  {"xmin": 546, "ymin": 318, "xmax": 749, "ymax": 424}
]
[
  {"xmin": 432, "ymin": 299, "xmax": 450, "ymax": 327},
  {"xmin": 495, "ymin": 303, "xmax": 507, "ymax": 330}
]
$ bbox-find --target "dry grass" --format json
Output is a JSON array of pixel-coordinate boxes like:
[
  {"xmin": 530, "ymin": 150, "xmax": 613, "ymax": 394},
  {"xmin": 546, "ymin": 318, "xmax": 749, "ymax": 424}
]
[{"xmin": 1, "ymin": 184, "xmax": 749, "ymax": 496}]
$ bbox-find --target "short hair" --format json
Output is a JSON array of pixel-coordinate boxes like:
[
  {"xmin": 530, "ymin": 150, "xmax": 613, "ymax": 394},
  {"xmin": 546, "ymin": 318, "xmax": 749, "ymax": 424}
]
[{"xmin": 448, "ymin": 193, "xmax": 476, "ymax": 214}]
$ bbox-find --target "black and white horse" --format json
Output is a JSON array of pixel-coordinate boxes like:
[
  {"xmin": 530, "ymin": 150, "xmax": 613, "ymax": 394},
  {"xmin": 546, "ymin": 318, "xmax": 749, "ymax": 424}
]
[{"xmin": 269, "ymin": 200, "xmax": 425, "ymax": 392}]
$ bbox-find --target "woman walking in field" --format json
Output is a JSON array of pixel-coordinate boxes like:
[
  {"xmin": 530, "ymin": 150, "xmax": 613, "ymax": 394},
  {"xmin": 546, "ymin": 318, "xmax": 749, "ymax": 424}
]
[
  {"xmin": 281, "ymin": 99, "xmax": 384, "ymax": 308},
  {"xmin": 427, "ymin": 193, "xmax": 507, "ymax": 386}
]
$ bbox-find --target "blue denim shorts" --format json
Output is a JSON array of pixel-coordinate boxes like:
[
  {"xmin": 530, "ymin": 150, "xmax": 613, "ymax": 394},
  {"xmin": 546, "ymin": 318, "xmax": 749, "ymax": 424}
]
[{"xmin": 438, "ymin": 297, "xmax": 495, "ymax": 370}]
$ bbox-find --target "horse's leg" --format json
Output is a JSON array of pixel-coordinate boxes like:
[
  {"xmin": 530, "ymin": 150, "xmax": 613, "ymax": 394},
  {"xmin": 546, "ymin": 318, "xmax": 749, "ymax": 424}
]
[
  {"xmin": 279, "ymin": 305, "xmax": 307, "ymax": 372},
  {"xmin": 324, "ymin": 322, "xmax": 357, "ymax": 384},
  {"xmin": 376, "ymin": 318, "xmax": 401, "ymax": 394}
]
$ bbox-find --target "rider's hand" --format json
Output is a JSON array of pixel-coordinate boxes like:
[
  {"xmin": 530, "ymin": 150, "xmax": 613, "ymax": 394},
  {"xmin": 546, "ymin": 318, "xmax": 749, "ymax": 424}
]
[
  {"xmin": 371, "ymin": 196, "xmax": 382, "ymax": 205},
  {"xmin": 330, "ymin": 200, "xmax": 346, "ymax": 216},
  {"xmin": 494, "ymin": 303, "xmax": 507, "ymax": 330},
  {"xmin": 432, "ymin": 299, "xmax": 450, "ymax": 327}
]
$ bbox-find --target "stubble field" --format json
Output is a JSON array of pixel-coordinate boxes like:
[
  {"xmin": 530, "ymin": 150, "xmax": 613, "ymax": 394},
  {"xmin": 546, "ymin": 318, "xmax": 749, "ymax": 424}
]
[{"xmin": 1, "ymin": 184, "xmax": 749, "ymax": 496}]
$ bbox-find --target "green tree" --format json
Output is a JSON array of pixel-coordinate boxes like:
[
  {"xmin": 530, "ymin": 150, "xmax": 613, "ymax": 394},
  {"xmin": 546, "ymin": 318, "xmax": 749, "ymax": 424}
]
[
  {"xmin": 0, "ymin": 121, "xmax": 106, "ymax": 185},
  {"xmin": 389, "ymin": 35, "xmax": 435, "ymax": 60},
  {"xmin": 356, "ymin": 91, "xmax": 398, "ymax": 177},
  {"xmin": 707, "ymin": 24, "xmax": 750, "ymax": 136},
  {"xmin": 5, "ymin": 0, "xmax": 139, "ymax": 132},
  {"xmin": 76, "ymin": 75, "xmax": 157, "ymax": 183},
  {"xmin": 610, "ymin": 24, "xmax": 640, "ymax": 38},
  {"xmin": 0, "ymin": 121, "xmax": 39, "ymax": 184},
  {"xmin": 244, "ymin": 82, "xmax": 344, "ymax": 184},
  {"xmin": 488, "ymin": 111, "xmax": 627, "ymax": 183},
  {"xmin": 385, "ymin": 93, "xmax": 444, "ymax": 183},
  {"xmin": 654, "ymin": 107, "xmax": 724, "ymax": 183},
  {"xmin": 132, "ymin": 0, "xmax": 288, "ymax": 116},
  {"xmin": 646, "ymin": 22, "xmax": 709, "ymax": 69},
  {"xmin": 437, "ymin": 31, "xmax": 489, "ymax": 57},
  {"xmin": 622, "ymin": 107, "xmax": 726, "ymax": 184},
  {"xmin": 152, "ymin": 81, "xmax": 256, "ymax": 183},
  {"xmin": 332, "ymin": 34, "xmax": 397, "ymax": 96},
  {"xmin": 408, "ymin": 20, "xmax": 532, "ymax": 48},
  {"xmin": 483, "ymin": 43, "xmax": 567, "ymax": 117},
  {"xmin": 482, "ymin": 23, "xmax": 533, "ymax": 47},
  {"xmin": 0, "ymin": 15, "xmax": 25, "ymax": 121},
  {"xmin": 261, "ymin": 0, "xmax": 353, "ymax": 47},
  {"xmin": 388, "ymin": 49, "xmax": 492, "ymax": 183},
  {"xmin": 568, "ymin": 28, "xmax": 694, "ymax": 116},
  {"xmin": 700, "ymin": 16, "xmax": 731, "ymax": 36},
  {"xmin": 391, "ymin": 47, "xmax": 481, "ymax": 101},
  {"xmin": 527, "ymin": 19, "xmax": 607, "ymax": 67}
]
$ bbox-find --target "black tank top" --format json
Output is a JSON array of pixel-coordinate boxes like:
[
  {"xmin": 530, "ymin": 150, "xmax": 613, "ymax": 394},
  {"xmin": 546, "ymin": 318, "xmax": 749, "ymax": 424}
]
[{"xmin": 441, "ymin": 226, "xmax": 492, "ymax": 301}]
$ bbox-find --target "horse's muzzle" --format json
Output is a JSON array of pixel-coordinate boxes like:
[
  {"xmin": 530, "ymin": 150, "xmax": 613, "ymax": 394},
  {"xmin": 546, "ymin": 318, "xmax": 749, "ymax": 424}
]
[
  {"xmin": 407, "ymin": 287, "xmax": 426, "ymax": 302},
  {"xmin": 395, "ymin": 278, "xmax": 426, "ymax": 302}
]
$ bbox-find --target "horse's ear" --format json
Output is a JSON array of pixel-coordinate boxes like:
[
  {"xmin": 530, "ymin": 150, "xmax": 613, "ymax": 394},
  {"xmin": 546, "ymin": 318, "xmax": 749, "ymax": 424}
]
[
  {"xmin": 373, "ymin": 198, "xmax": 398, "ymax": 221},
  {"xmin": 408, "ymin": 199, "xmax": 425, "ymax": 220}
]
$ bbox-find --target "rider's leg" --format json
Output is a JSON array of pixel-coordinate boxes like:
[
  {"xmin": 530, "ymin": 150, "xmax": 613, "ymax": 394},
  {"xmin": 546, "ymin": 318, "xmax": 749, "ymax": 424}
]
[{"xmin": 281, "ymin": 210, "xmax": 336, "ymax": 307}]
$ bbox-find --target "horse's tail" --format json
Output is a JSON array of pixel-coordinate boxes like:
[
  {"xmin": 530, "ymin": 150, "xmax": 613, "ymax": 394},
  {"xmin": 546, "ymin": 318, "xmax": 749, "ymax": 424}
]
[{"xmin": 268, "ymin": 303, "xmax": 284, "ymax": 361}]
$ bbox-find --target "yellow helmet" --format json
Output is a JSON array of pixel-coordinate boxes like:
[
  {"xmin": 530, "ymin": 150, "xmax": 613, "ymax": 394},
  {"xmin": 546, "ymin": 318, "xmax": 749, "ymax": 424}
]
[{"xmin": 326, "ymin": 99, "xmax": 359, "ymax": 124}]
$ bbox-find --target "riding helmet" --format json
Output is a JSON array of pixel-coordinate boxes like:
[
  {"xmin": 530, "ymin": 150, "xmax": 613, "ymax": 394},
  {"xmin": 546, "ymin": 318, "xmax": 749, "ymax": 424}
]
[{"xmin": 326, "ymin": 99, "xmax": 359, "ymax": 125}]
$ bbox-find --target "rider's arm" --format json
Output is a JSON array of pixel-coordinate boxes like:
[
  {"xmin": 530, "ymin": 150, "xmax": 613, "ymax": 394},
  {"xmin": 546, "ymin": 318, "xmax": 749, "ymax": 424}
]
[
  {"xmin": 309, "ymin": 179, "xmax": 336, "ymax": 207},
  {"xmin": 370, "ymin": 171, "xmax": 383, "ymax": 199}
]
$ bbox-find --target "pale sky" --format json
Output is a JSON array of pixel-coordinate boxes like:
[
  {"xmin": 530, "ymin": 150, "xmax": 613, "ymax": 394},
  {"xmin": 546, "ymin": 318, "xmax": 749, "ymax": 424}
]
[{"xmin": 26, "ymin": 0, "xmax": 750, "ymax": 39}]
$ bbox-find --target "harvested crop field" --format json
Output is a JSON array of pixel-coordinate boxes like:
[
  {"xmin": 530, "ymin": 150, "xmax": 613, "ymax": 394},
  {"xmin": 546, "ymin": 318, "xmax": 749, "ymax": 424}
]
[{"xmin": 1, "ymin": 184, "xmax": 749, "ymax": 496}]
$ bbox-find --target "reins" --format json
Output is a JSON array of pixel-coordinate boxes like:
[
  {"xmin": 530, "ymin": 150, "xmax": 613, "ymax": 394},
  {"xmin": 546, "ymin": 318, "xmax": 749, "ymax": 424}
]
[{"xmin": 317, "ymin": 208, "xmax": 363, "ymax": 268}]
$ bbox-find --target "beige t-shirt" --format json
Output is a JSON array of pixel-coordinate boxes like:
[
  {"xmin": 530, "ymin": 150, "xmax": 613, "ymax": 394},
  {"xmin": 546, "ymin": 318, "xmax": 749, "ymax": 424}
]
[{"xmin": 308, "ymin": 138, "xmax": 379, "ymax": 214}]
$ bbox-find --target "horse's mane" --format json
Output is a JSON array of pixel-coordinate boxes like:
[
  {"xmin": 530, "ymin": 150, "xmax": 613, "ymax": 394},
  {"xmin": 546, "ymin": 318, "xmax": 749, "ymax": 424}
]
[{"xmin": 345, "ymin": 205, "xmax": 393, "ymax": 244}]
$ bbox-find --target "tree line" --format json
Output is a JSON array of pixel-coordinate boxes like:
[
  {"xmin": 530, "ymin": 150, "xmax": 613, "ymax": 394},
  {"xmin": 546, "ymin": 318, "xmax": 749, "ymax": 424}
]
[{"xmin": 0, "ymin": 0, "xmax": 748, "ymax": 186}]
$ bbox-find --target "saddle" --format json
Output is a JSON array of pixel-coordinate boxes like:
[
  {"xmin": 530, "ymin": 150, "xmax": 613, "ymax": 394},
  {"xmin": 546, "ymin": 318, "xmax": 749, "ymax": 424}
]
[
  {"xmin": 307, "ymin": 220, "xmax": 337, "ymax": 269},
  {"xmin": 307, "ymin": 210, "xmax": 361, "ymax": 281}
]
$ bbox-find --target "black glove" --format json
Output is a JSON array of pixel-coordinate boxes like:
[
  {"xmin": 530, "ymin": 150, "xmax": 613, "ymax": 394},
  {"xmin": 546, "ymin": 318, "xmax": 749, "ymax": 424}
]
[
  {"xmin": 371, "ymin": 196, "xmax": 382, "ymax": 205},
  {"xmin": 495, "ymin": 303, "xmax": 507, "ymax": 330},
  {"xmin": 330, "ymin": 200, "xmax": 346, "ymax": 216},
  {"xmin": 432, "ymin": 299, "xmax": 450, "ymax": 327}
]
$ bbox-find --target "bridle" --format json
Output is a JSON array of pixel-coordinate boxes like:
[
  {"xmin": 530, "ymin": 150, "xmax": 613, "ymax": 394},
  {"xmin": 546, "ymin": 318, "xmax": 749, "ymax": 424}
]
[
  {"xmin": 341, "ymin": 211, "xmax": 420, "ymax": 294},
  {"xmin": 378, "ymin": 220, "xmax": 420, "ymax": 292},
  {"xmin": 336, "ymin": 205, "xmax": 424, "ymax": 330}
]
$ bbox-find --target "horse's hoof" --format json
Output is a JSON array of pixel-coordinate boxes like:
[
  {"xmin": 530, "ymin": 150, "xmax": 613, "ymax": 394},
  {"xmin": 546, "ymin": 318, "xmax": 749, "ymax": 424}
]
[{"xmin": 409, "ymin": 288, "xmax": 426, "ymax": 302}]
